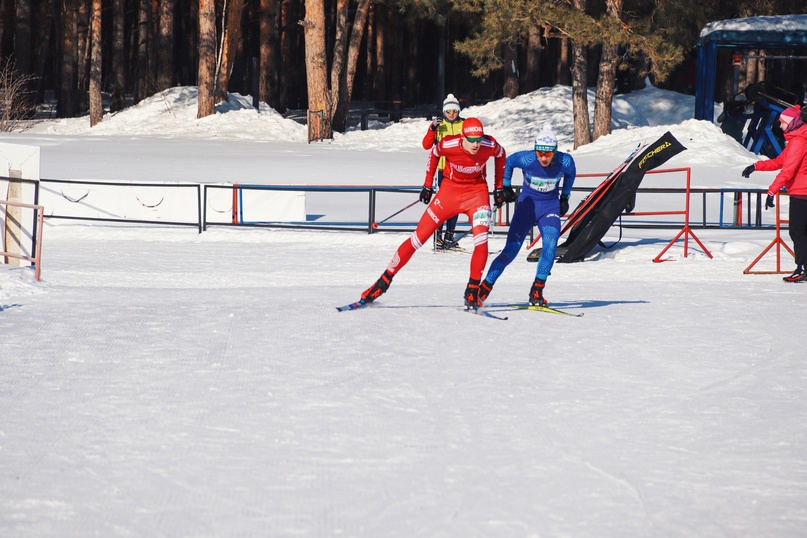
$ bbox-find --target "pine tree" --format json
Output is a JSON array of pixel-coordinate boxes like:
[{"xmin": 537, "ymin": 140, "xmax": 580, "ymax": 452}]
[{"xmin": 452, "ymin": 0, "xmax": 685, "ymax": 146}]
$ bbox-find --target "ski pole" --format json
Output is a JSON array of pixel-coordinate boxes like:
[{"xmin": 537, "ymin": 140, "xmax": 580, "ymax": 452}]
[{"xmin": 371, "ymin": 199, "xmax": 420, "ymax": 229}]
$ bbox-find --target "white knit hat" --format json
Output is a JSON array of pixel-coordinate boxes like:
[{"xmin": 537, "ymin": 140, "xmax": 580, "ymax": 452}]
[
  {"xmin": 534, "ymin": 124, "xmax": 558, "ymax": 152},
  {"xmin": 443, "ymin": 94, "xmax": 461, "ymax": 113}
]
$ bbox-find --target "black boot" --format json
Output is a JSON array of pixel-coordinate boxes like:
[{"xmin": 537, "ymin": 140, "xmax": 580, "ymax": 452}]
[
  {"xmin": 435, "ymin": 230, "xmax": 444, "ymax": 250},
  {"xmin": 443, "ymin": 230, "xmax": 457, "ymax": 250},
  {"xmin": 464, "ymin": 278, "xmax": 481, "ymax": 309},
  {"xmin": 479, "ymin": 279, "xmax": 494, "ymax": 304},
  {"xmin": 528, "ymin": 278, "xmax": 547, "ymax": 306},
  {"xmin": 361, "ymin": 270, "xmax": 394, "ymax": 302}
]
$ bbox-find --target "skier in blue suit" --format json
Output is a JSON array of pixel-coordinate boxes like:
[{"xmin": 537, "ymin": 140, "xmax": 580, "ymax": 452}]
[{"xmin": 478, "ymin": 125, "xmax": 576, "ymax": 307}]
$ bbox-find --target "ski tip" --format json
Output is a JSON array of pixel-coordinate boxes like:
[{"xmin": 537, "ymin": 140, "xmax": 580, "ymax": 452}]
[
  {"xmin": 510, "ymin": 304, "xmax": 584, "ymax": 317},
  {"xmin": 336, "ymin": 299, "xmax": 367, "ymax": 312}
]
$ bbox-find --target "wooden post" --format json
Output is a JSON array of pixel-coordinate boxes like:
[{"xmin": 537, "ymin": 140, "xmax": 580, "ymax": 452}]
[{"xmin": 4, "ymin": 169, "xmax": 22, "ymax": 266}]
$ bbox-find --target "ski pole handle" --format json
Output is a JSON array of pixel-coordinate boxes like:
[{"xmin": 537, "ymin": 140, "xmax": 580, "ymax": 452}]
[{"xmin": 372, "ymin": 199, "xmax": 420, "ymax": 228}]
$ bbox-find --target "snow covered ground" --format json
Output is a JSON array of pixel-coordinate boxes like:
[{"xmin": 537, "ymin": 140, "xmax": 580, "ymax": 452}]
[{"xmin": 1, "ymin": 84, "xmax": 805, "ymax": 537}]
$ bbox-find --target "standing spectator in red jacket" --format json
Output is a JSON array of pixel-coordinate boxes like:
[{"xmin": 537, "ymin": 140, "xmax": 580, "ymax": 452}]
[
  {"xmin": 360, "ymin": 118, "xmax": 507, "ymax": 308},
  {"xmin": 743, "ymin": 105, "xmax": 807, "ymax": 282}
]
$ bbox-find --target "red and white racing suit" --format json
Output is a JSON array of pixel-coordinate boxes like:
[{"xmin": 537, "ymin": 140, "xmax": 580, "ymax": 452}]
[{"xmin": 384, "ymin": 134, "xmax": 506, "ymax": 281}]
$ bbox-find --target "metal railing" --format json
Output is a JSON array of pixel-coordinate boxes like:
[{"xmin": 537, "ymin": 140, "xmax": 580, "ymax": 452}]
[
  {"xmin": 39, "ymin": 178, "xmax": 203, "ymax": 232},
  {"xmin": 20, "ymin": 177, "xmax": 784, "ymax": 234},
  {"xmin": 3, "ymin": 174, "xmax": 790, "ymax": 281}
]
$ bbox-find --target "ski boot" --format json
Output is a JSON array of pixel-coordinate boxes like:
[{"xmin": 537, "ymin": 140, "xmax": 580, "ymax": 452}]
[
  {"xmin": 478, "ymin": 279, "xmax": 494, "ymax": 304},
  {"xmin": 464, "ymin": 278, "xmax": 481, "ymax": 310},
  {"xmin": 435, "ymin": 230, "xmax": 445, "ymax": 250},
  {"xmin": 783, "ymin": 265, "xmax": 806, "ymax": 283},
  {"xmin": 442, "ymin": 230, "xmax": 457, "ymax": 250},
  {"xmin": 528, "ymin": 278, "xmax": 548, "ymax": 307},
  {"xmin": 361, "ymin": 270, "xmax": 394, "ymax": 303}
]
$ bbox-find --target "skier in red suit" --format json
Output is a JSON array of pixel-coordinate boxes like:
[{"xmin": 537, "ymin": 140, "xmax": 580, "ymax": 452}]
[{"xmin": 360, "ymin": 117, "xmax": 507, "ymax": 308}]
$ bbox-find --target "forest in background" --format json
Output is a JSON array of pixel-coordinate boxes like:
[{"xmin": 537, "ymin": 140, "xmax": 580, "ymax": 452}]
[{"xmin": 0, "ymin": 0, "xmax": 804, "ymax": 140}]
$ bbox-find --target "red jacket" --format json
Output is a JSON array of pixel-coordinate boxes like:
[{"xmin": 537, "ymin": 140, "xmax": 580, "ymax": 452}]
[
  {"xmin": 424, "ymin": 134, "xmax": 506, "ymax": 189},
  {"xmin": 755, "ymin": 124, "xmax": 807, "ymax": 197},
  {"xmin": 422, "ymin": 118, "xmax": 464, "ymax": 172}
]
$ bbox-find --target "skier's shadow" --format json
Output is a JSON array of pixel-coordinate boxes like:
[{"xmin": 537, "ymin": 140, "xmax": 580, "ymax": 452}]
[
  {"xmin": 486, "ymin": 299, "xmax": 648, "ymax": 311},
  {"xmin": 543, "ymin": 299, "xmax": 648, "ymax": 310},
  {"xmin": 532, "ymin": 237, "xmax": 707, "ymax": 261},
  {"xmin": 371, "ymin": 304, "xmax": 470, "ymax": 310},
  {"xmin": 0, "ymin": 303, "xmax": 22, "ymax": 313},
  {"xmin": 371, "ymin": 299, "xmax": 647, "ymax": 312},
  {"xmin": 581, "ymin": 236, "xmax": 701, "ymax": 258}
]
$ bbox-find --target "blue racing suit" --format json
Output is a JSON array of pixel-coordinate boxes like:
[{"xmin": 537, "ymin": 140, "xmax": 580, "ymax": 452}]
[{"xmin": 485, "ymin": 149, "xmax": 576, "ymax": 284}]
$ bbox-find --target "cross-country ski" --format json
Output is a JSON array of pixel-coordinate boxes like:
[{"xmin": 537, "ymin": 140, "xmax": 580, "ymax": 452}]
[{"xmin": 509, "ymin": 304, "xmax": 584, "ymax": 317}]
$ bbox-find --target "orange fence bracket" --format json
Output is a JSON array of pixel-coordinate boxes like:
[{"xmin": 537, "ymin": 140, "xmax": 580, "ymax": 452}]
[
  {"xmin": 647, "ymin": 168, "xmax": 713, "ymax": 262},
  {"xmin": 744, "ymin": 192, "xmax": 795, "ymax": 274},
  {"xmin": 232, "ymin": 183, "xmax": 240, "ymax": 224}
]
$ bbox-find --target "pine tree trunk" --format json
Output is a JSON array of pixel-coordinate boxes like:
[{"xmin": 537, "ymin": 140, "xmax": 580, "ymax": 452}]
[
  {"xmin": 571, "ymin": 40, "xmax": 591, "ymax": 148},
  {"xmin": 34, "ymin": 0, "xmax": 56, "ymax": 102},
  {"xmin": 14, "ymin": 0, "xmax": 32, "ymax": 79},
  {"xmin": 303, "ymin": 0, "xmax": 331, "ymax": 139},
  {"xmin": 570, "ymin": 0, "xmax": 591, "ymax": 148},
  {"xmin": 558, "ymin": 37, "xmax": 571, "ymax": 86},
  {"xmin": 184, "ymin": 0, "xmax": 198, "ymax": 86},
  {"xmin": 331, "ymin": 0, "xmax": 370, "ymax": 132},
  {"xmin": 363, "ymin": 3, "xmax": 375, "ymax": 99},
  {"xmin": 259, "ymin": 0, "xmax": 279, "ymax": 108},
  {"xmin": 592, "ymin": 0, "xmax": 622, "ymax": 140},
  {"xmin": 197, "ymin": 0, "xmax": 216, "ymax": 118},
  {"xmin": 216, "ymin": 0, "xmax": 244, "ymax": 102},
  {"xmin": 157, "ymin": 0, "xmax": 175, "ymax": 91},
  {"xmin": 593, "ymin": 43, "xmax": 617, "ymax": 140},
  {"xmin": 390, "ymin": 12, "xmax": 403, "ymax": 103},
  {"xmin": 745, "ymin": 50, "xmax": 762, "ymax": 87},
  {"xmin": 405, "ymin": 17, "xmax": 418, "ymax": 104},
  {"xmin": 89, "ymin": 0, "xmax": 103, "ymax": 126},
  {"xmin": 503, "ymin": 42, "xmax": 519, "ymax": 98},
  {"xmin": 76, "ymin": 0, "xmax": 90, "ymax": 111},
  {"xmin": 330, "ymin": 0, "xmax": 348, "ymax": 95},
  {"xmin": 374, "ymin": 7, "xmax": 386, "ymax": 101},
  {"xmin": 110, "ymin": 0, "xmax": 126, "ymax": 111},
  {"xmin": 134, "ymin": 0, "xmax": 151, "ymax": 103},
  {"xmin": 522, "ymin": 27, "xmax": 542, "ymax": 92},
  {"xmin": 279, "ymin": 0, "xmax": 293, "ymax": 110},
  {"xmin": 59, "ymin": 0, "xmax": 79, "ymax": 117},
  {"xmin": 149, "ymin": 0, "xmax": 158, "ymax": 88},
  {"xmin": 0, "ymin": 0, "xmax": 6, "ymax": 49}
]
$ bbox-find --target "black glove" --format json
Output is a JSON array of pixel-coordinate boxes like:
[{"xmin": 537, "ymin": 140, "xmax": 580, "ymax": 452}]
[
  {"xmin": 559, "ymin": 194, "xmax": 570, "ymax": 215},
  {"xmin": 742, "ymin": 164, "xmax": 755, "ymax": 178},
  {"xmin": 419, "ymin": 186, "xmax": 434, "ymax": 204},
  {"xmin": 765, "ymin": 194, "xmax": 775, "ymax": 210},
  {"xmin": 503, "ymin": 186, "xmax": 517, "ymax": 204},
  {"xmin": 430, "ymin": 118, "xmax": 441, "ymax": 131},
  {"xmin": 493, "ymin": 188, "xmax": 506, "ymax": 208}
]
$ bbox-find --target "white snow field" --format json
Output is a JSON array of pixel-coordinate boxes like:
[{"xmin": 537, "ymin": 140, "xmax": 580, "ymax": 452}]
[{"xmin": 1, "ymin": 84, "xmax": 805, "ymax": 537}]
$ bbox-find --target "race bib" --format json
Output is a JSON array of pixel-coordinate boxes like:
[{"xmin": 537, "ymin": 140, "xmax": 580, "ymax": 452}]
[
  {"xmin": 473, "ymin": 208, "xmax": 492, "ymax": 228},
  {"xmin": 529, "ymin": 176, "xmax": 558, "ymax": 192}
]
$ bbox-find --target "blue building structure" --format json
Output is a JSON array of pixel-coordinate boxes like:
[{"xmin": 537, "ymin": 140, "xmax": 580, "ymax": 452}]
[{"xmin": 694, "ymin": 15, "xmax": 807, "ymax": 157}]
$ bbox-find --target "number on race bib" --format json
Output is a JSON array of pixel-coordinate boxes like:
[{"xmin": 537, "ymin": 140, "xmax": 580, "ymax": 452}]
[{"xmin": 473, "ymin": 208, "xmax": 492, "ymax": 227}]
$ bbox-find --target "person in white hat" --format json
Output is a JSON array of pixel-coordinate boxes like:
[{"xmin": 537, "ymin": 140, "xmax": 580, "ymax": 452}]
[
  {"xmin": 422, "ymin": 93, "xmax": 464, "ymax": 250},
  {"xmin": 478, "ymin": 124, "xmax": 577, "ymax": 307}
]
